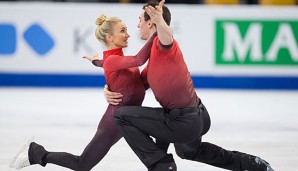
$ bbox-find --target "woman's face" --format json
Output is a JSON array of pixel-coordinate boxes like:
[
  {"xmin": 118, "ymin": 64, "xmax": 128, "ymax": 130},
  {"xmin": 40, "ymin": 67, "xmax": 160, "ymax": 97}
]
[{"xmin": 109, "ymin": 21, "xmax": 130, "ymax": 48}]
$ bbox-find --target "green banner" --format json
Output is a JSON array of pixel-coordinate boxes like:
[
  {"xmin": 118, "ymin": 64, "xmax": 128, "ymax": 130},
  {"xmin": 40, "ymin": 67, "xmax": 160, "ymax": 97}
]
[{"xmin": 216, "ymin": 20, "xmax": 298, "ymax": 65}]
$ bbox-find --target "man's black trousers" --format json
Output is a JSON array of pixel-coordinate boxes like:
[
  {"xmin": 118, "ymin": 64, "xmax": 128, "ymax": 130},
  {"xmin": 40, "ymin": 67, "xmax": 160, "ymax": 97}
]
[{"xmin": 115, "ymin": 102, "xmax": 244, "ymax": 170}]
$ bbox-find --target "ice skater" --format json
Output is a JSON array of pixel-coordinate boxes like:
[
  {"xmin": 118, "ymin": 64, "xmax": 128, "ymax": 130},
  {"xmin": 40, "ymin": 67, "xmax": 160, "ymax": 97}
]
[
  {"xmin": 9, "ymin": 14, "xmax": 157, "ymax": 171},
  {"xmin": 104, "ymin": 0, "xmax": 275, "ymax": 171}
]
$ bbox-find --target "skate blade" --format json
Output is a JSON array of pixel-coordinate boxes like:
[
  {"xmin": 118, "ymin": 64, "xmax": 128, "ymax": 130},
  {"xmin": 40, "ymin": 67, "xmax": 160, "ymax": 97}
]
[{"xmin": 255, "ymin": 157, "xmax": 275, "ymax": 171}]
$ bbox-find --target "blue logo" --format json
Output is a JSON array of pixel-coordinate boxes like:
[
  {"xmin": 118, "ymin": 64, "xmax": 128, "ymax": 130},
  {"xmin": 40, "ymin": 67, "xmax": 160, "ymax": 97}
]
[
  {"xmin": 0, "ymin": 23, "xmax": 55, "ymax": 56},
  {"xmin": 0, "ymin": 24, "xmax": 16, "ymax": 55},
  {"xmin": 23, "ymin": 24, "xmax": 54, "ymax": 56}
]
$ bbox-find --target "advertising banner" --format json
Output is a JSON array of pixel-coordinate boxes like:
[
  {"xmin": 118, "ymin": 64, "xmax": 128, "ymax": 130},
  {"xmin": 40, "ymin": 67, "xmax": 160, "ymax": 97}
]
[{"xmin": 1, "ymin": 2, "xmax": 298, "ymax": 89}]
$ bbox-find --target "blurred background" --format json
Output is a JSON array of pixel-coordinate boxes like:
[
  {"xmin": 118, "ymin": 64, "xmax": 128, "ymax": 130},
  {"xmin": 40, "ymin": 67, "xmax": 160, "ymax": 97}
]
[
  {"xmin": 1, "ymin": 0, "xmax": 298, "ymax": 171},
  {"xmin": 0, "ymin": 0, "xmax": 297, "ymax": 5},
  {"xmin": 1, "ymin": 0, "xmax": 298, "ymax": 89}
]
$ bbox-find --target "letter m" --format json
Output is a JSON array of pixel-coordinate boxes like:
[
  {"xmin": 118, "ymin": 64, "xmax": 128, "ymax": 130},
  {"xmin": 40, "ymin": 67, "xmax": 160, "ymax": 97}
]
[{"xmin": 222, "ymin": 22, "xmax": 263, "ymax": 63}]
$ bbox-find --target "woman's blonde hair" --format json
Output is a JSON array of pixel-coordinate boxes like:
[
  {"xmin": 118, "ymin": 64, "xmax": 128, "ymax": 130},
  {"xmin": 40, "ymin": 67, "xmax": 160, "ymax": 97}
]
[{"xmin": 95, "ymin": 14, "xmax": 122, "ymax": 45}]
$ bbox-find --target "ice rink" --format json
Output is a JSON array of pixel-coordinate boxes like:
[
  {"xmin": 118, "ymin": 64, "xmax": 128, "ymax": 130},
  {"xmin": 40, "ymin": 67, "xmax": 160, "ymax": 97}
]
[{"xmin": 1, "ymin": 88, "xmax": 298, "ymax": 171}]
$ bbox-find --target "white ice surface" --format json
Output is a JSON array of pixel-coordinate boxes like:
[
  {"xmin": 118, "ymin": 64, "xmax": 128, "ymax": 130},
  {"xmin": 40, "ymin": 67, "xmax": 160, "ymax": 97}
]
[{"xmin": 1, "ymin": 88, "xmax": 298, "ymax": 171}]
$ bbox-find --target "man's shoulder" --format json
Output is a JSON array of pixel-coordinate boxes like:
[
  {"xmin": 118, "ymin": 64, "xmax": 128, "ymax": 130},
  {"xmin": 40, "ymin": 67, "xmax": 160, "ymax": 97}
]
[{"xmin": 153, "ymin": 37, "xmax": 177, "ymax": 51}]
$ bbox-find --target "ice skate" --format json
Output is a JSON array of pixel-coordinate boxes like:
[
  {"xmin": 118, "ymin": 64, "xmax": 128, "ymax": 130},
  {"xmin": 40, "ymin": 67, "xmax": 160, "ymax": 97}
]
[
  {"xmin": 10, "ymin": 136, "xmax": 48, "ymax": 170},
  {"xmin": 241, "ymin": 154, "xmax": 274, "ymax": 171},
  {"xmin": 9, "ymin": 137, "xmax": 35, "ymax": 170}
]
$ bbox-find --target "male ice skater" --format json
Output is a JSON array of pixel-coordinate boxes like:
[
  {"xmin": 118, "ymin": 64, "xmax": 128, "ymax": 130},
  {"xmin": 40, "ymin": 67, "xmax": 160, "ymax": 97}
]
[{"xmin": 105, "ymin": 0, "xmax": 275, "ymax": 171}]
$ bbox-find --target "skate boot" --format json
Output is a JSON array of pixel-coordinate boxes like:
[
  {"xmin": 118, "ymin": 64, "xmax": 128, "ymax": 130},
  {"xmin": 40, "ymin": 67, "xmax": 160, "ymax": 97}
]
[
  {"xmin": 9, "ymin": 137, "xmax": 48, "ymax": 170},
  {"xmin": 9, "ymin": 137, "xmax": 34, "ymax": 169},
  {"xmin": 149, "ymin": 162, "xmax": 177, "ymax": 171},
  {"xmin": 148, "ymin": 154, "xmax": 177, "ymax": 171},
  {"xmin": 241, "ymin": 154, "xmax": 274, "ymax": 171}
]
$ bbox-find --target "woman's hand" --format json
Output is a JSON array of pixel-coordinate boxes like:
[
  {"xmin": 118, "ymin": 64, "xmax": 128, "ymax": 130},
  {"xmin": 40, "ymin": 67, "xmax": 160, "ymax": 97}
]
[{"xmin": 83, "ymin": 53, "xmax": 100, "ymax": 62}]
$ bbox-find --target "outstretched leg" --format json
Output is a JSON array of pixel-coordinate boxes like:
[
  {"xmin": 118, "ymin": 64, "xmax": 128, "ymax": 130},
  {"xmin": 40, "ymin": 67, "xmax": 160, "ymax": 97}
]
[
  {"xmin": 176, "ymin": 141, "xmax": 273, "ymax": 171},
  {"xmin": 10, "ymin": 105, "xmax": 122, "ymax": 171},
  {"xmin": 174, "ymin": 103, "xmax": 274, "ymax": 171}
]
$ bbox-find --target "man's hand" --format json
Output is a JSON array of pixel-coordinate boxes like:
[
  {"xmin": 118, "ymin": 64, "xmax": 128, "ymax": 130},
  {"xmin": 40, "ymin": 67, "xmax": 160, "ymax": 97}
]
[
  {"xmin": 104, "ymin": 84, "xmax": 123, "ymax": 105},
  {"xmin": 83, "ymin": 53, "xmax": 100, "ymax": 62}
]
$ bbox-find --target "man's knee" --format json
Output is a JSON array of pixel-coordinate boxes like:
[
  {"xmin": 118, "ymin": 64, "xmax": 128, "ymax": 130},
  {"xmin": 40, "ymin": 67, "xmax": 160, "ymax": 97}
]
[
  {"xmin": 114, "ymin": 106, "xmax": 131, "ymax": 126},
  {"xmin": 114, "ymin": 106, "xmax": 126, "ymax": 119},
  {"xmin": 175, "ymin": 149, "xmax": 198, "ymax": 160}
]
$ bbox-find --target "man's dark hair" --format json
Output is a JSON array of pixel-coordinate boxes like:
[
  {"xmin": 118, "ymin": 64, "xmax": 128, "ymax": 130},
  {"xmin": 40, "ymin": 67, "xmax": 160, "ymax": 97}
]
[{"xmin": 142, "ymin": 1, "xmax": 171, "ymax": 26}]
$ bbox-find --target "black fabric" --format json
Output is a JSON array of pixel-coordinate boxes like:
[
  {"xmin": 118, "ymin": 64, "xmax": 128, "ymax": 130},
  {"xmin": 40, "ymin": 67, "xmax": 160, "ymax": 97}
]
[
  {"xmin": 114, "ymin": 103, "xmax": 204, "ymax": 167},
  {"xmin": 38, "ymin": 104, "xmax": 123, "ymax": 171},
  {"xmin": 158, "ymin": 154, "xmax": 174, "ymax": 163},
  {"xmin": 44, "ymin": 152, "xmax": 80, "ymax": 170},
  {"xmin": 29, "ymin": 142, "xmax": 48, "ymax": 167},
  {"xmin": 115, "ymin": 102, "xmax": 253, "ymax": 170}
]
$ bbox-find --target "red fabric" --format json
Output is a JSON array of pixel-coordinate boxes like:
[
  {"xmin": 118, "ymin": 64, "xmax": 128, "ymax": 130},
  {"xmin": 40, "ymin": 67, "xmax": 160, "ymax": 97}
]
[
  {"xmin": 102, "ymin": 48, "xmax": 146, "ymax": 106},
  {"xmin": 144, "ymin": 37, "xmax": 198, "ymax": 109},
  {"xmin": 93, "ymin": 34, "xmax": 156, "ymax": 105}
]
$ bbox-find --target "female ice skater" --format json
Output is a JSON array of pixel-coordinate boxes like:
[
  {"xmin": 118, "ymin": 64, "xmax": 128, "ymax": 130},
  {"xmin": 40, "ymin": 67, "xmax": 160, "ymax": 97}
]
[{"xmin": 10, "ymin": 14, "xmax": 156, "ymax": 171}]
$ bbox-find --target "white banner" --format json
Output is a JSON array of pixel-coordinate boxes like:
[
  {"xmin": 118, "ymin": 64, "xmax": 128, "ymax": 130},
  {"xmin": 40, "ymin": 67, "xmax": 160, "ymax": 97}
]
[{"xmin": 1, "ymin": 2, "xmax": 298, "ymax": 89}]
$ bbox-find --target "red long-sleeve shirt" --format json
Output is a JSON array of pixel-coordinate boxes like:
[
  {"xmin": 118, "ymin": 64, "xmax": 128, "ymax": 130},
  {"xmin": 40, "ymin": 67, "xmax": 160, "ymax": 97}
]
[
  {"xmin": 92, "ymin": 34, "xmax": 156, "ymax": 106},
  {"xmin": 103, "ymin": 48, "xmax": 145, "ymax": 105},
  {"xmin": 142, "ymin": 37, "xmax": 198, "ymax": 109}
]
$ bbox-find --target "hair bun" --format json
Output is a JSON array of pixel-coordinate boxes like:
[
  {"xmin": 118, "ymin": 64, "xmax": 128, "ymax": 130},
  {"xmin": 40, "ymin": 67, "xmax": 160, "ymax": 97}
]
[{"xmin": 96, "ymin": 14, "xmax": 108, "ymax": 26}]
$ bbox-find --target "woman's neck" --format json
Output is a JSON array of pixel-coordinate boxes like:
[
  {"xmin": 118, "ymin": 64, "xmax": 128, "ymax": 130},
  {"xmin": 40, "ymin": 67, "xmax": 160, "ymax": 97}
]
[{"xmin": 107, "ymin": 44, "xmax": 121, "ymax": 50}]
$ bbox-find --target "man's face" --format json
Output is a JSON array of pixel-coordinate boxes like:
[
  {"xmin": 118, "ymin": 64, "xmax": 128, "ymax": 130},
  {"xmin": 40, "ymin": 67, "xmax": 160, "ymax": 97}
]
[{"xmin": 138, "ymin": 11, "xmax": 150, "ymax": 41}]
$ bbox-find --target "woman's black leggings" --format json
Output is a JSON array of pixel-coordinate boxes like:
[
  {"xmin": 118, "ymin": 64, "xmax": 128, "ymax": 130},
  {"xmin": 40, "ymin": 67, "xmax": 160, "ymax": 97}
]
[{"xmin": 42, "ymin": 104, "xmax": 123, "ymax": 171}]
